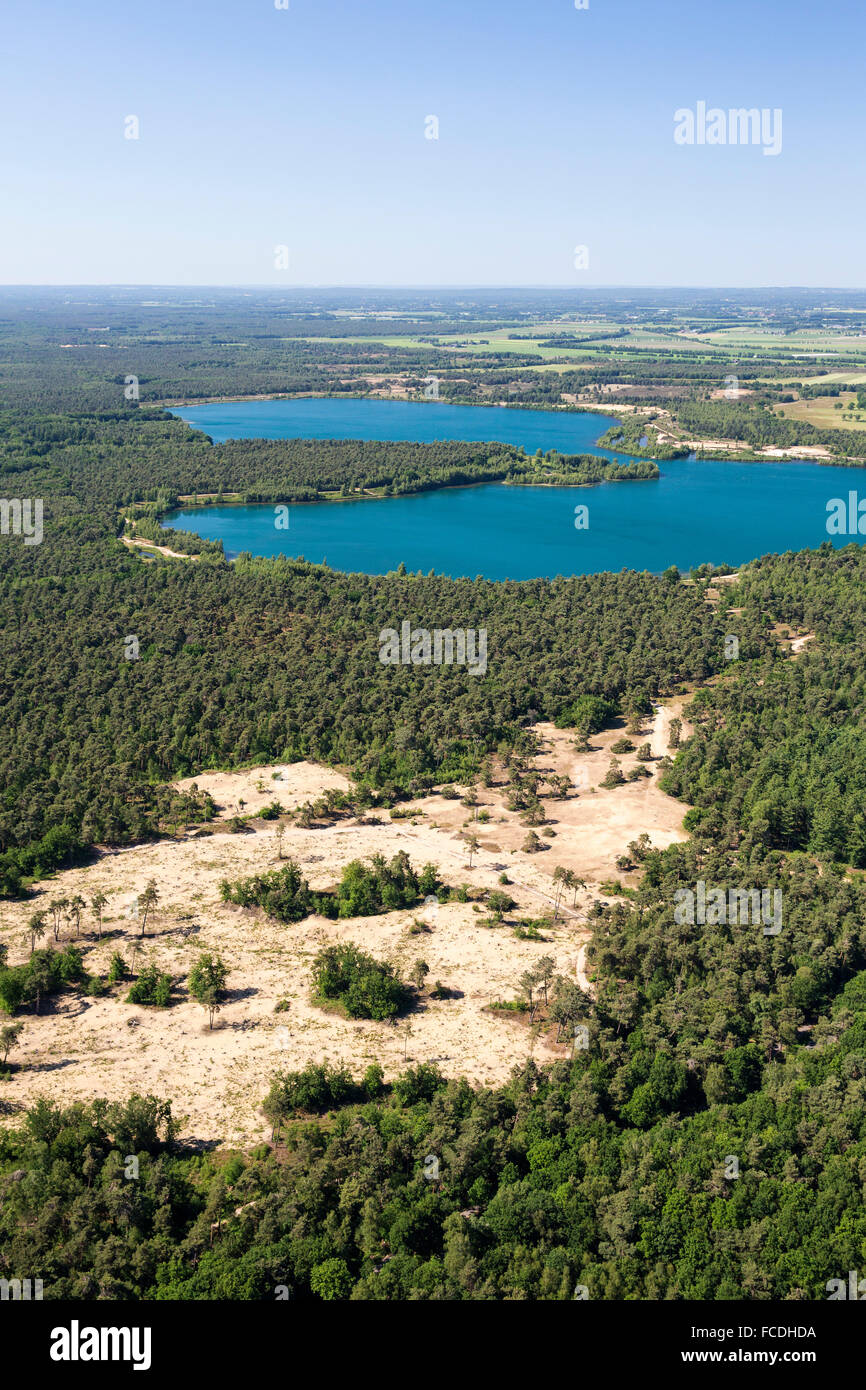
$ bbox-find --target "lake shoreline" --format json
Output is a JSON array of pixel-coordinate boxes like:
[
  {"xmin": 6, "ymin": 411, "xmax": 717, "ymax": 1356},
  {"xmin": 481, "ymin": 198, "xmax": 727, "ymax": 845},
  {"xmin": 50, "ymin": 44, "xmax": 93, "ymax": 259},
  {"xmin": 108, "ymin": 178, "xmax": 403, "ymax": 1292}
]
[
  {"xmin": 164, "ymin": 393, "xmax": 866, "ymax": 469},
  {"xmin": 159, "ymin": 389, "xmax": 619, "ymax": 421},
  {"xmin": 156, "ymin": 397, "xmax": 866, "ymax": 579},
  {"xmin": 166, "ymin": 469, "xmax": 660, "ymax": 516}
]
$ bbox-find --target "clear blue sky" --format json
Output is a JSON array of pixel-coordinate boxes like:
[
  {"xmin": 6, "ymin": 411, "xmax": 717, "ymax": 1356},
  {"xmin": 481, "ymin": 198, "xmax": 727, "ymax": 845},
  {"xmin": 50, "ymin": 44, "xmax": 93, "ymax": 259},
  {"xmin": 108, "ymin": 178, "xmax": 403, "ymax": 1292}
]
[{"xmin": 1, "ymin": 0, "xmax": 861, "ymax": 286}]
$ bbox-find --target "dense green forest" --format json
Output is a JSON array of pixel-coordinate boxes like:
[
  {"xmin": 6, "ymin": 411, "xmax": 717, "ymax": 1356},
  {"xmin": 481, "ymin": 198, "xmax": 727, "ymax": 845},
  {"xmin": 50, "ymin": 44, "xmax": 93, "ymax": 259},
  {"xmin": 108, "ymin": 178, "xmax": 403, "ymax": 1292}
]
[
  {"xmin": 3, "ymin": 291, "xmax": 866, "ymax": 1302},
  {"xmin": 663, "ymin": 545, "xmax": 866, "ymax": 865}
]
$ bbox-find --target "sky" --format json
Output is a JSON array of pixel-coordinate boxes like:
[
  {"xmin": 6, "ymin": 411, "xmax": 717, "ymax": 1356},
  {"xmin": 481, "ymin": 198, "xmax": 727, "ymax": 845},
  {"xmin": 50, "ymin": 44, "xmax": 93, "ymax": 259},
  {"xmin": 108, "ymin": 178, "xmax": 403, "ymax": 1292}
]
[{"xmin": 0, "ymin": 0, "xmax": 861, "ymax": 286}]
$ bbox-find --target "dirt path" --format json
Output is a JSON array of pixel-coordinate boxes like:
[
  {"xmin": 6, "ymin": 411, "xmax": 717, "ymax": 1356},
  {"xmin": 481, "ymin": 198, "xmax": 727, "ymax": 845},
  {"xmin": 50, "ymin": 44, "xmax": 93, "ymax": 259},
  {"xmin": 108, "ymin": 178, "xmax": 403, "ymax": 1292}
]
[
  {"xmin": 122, "ymin": 536, "xmax": 197, "ymax": 562},
  {"xmin": 574, "ymin": 941, "xmax": 592, "ymax": 994},
  {"xmin": 650, "ymin": 696, "xmax": 693, "ymax": 759},
  {"xmin": 649, "ymin": 703, "xmax": 671, "ymax": 759}
]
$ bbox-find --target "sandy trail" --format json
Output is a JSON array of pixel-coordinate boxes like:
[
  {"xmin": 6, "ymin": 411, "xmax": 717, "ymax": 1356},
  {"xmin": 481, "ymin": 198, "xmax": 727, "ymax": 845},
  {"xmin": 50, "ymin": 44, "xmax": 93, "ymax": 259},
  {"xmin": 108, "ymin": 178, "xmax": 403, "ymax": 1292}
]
[
  {"xmin": 574, "ymin": 941, "xmax": 592, "ymax": 994},
  {"xmin": 650, "ymin": 696, "xmax": 692, "ymax": 759},
  {"xmin": 122, "ymin": 536, "xmax": 197, "ymax": 562},
  {"xmin": 650, "ymin": 703, "xmax": 671, "ymax": 759}
]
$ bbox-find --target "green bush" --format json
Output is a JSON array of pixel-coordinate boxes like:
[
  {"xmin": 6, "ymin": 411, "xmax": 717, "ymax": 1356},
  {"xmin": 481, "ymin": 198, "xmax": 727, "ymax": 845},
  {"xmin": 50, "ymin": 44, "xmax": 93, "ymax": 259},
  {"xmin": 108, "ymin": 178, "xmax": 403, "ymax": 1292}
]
[
  {"xmin": 554, "ymin": 694, "xmax": 618, "ymax": 734},
  {"xmin": 126, "ymin": 965, "xmax": 173, "ymax": 1007},
  {"xmin": 0, "ymin": 945, "xmax": 91, "ymax": 1014},
  {"xmin": 108, "ymin": 952, "xmax": 129, "ymax": 984},
  {"xmin": 311, "ymin": 943, "xmax": 410, "ymax": 1020},
  {"xmin": 263, "ymin": 1063, "xmax": 356, "ymax": 1121},
  {"xmin": 221, "ymin": 854, "xmax": 440, "ymax": 924}
]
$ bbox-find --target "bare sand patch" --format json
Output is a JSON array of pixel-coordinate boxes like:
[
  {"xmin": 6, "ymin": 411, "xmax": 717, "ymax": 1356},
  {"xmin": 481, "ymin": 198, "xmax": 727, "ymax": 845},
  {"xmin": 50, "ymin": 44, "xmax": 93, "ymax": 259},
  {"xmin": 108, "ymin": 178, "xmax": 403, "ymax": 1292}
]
[
  {"xmin": 417, "ymin": 711, "xmax": 691, "ymax": 884},
  {"xmin": 0, "ymin": 714, "xmax": 691, "ymax": 1147},
  {"xmin": 122, "ymin": 536, "xmax": 197, "ymax": 562},
  {"xmin": 174, "ymin": 761, "xmax": 351, "ymax": 819}
]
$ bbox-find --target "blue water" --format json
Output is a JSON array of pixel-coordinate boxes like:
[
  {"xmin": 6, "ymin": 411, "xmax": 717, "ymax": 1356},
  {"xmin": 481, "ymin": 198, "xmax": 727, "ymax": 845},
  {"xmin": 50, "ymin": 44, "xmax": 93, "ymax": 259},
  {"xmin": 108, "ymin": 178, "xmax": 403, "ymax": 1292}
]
[
  {"xmin": 165, "ymin": 398, "xmax": 865, "ymax": 579},
  {"xmin": 169, "ymin": 396, "xmax": 623, "ymax": 454}
]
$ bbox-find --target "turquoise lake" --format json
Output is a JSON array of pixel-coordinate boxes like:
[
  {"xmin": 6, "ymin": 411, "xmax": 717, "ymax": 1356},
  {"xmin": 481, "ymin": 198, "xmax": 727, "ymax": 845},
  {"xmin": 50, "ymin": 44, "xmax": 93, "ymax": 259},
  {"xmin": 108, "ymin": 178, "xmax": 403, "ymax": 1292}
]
[
  {"xmin": 169, "ymin": 396, "xmax": 623, "ymax": 454},
  {"xmin": 166, "ymin": 398, "xmax": 864, "ymax": 579}
]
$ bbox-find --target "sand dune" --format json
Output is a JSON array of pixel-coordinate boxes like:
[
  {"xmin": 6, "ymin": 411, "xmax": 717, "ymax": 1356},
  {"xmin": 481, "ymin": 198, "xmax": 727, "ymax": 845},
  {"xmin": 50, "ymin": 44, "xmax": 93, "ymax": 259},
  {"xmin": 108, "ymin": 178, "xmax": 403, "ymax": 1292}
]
[{"xmin": 0, "ymin": 708, "xmax": 691, "ymax": 1146}]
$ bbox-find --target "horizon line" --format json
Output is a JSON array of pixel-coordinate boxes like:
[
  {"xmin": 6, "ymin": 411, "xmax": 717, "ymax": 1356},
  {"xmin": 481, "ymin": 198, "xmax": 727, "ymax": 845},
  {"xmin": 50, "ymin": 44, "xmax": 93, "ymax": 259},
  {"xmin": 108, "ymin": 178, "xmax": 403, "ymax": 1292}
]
[{"xmin": 2, "ymin": 283, "xmax": 866, "ymax": 294}]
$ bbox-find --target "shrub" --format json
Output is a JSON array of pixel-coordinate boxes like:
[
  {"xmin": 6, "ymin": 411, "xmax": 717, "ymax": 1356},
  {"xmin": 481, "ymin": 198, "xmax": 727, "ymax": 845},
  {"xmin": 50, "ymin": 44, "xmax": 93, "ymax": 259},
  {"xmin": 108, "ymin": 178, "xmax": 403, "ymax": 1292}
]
[
  {"xmin": 486, "ymin": 889, "xmax": 516, "ymax": 920},
  {"xmin": 0, "ymin": 946, "xmax": 91, "ymax": 1014},
  {"xmin": 362, "ymin": 1062, "xmax": 385, "ymax": 1098},
  {"xmin": 108, "ymin": 952, "xmax": 129, "ymax": 984},
  {"xmin": 601, "ymin": 759, "xmax": 625, "ymax": 789},
  {"xmin": 513, "ymin": 918, "xmax": 547, "ymax": 940},
  {"xmin": 311, "ymin": 943, "xmax": 409, "ymax": 1021},
  {"xmin": 221, "ymin": 855, "xmax": 440, "ymax": 923},
  {"xmin": 554, "ymin": 695, "xmax": 618, "ymax": 734},
  {"xmin": 126, "ymin": 965, "xmax": 173, "ymax": 1007},
  {"xmin": 220, "ymin": 859, "xmax": 313, "ymax": 922},
  {"xmin": 263, "ymin": 1062, "xmax": 355, "ymax": 1120},
  {"xmin": 391, "ymin": 1062, "xmax": 446, "ymax": 1106}
]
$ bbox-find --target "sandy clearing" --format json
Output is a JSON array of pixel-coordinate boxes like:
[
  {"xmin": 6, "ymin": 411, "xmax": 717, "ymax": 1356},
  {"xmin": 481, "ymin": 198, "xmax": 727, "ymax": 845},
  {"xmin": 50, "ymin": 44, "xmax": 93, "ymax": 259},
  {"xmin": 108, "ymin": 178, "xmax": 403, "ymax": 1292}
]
[
  {"xmin": 0, "ymin": 711, "xmax": 692, "ymax": 1147},
  {"xmin": 0, "ymin": 820, "xmax": 584, "ymax": 1147},
  {"xmin": 758, "ymin": 445, "xmax": 834, "ymax": 460},
  {"xmin": 122, "ymin": 536, "xmax": 197, "ymax": 562},
  {"xmin": 174, "ymin": 761, "xmax": 352, "ymax": 820}
]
